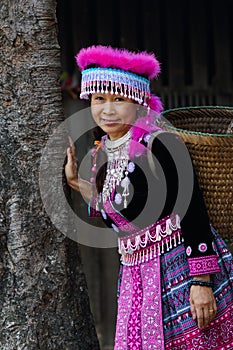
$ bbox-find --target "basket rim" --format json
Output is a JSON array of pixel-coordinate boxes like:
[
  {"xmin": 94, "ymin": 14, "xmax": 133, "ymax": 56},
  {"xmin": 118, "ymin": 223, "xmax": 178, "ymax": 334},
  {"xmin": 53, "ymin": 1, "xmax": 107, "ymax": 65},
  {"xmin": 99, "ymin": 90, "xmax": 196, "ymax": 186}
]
[
  {"xmin": 162, "ymin": 105, "xmax": 233, "ymax": 138},
  {"xmin": 166, "ymin": 125, "xmax": 233, "ymax": 139},
  {"xmin": 162, "ymin": 105, "xmax": 233, "ymax": 114},
  {"xmin": 165, "ymin": 126, "xmax": 233, "ymax": 145}
]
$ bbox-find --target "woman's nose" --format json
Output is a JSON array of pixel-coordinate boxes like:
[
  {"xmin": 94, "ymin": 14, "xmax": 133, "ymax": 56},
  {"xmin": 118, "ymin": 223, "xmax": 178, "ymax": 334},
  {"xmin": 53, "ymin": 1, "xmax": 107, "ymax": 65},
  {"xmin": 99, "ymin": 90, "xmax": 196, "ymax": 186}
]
[{"xmin": 103, "ymin": 101, "xmax": 115, "ymax": 115}]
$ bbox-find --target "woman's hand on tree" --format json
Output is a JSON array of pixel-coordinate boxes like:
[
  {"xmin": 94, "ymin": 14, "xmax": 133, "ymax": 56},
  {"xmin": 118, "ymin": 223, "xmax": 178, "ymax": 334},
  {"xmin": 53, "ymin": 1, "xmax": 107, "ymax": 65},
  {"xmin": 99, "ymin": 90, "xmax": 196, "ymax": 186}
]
[
  {"xmin": 64, "ymin": 137, "xmax": 92, "ymax": 199},
  {"xmin": 65, "ymin": 137, "xmax": 79, "ymax": 191}
]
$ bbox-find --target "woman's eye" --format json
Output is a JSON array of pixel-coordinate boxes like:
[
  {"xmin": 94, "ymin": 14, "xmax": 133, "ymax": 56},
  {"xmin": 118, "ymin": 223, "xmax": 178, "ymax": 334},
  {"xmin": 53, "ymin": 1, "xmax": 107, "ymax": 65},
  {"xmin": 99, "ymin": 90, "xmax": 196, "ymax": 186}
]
[
  {"xmin": 115, "ymin": 97, "xmax": 125, "ymax": 102},
  {"xmin": 94, "ymin": 95, "xmax": 104, "ymax": 101}
]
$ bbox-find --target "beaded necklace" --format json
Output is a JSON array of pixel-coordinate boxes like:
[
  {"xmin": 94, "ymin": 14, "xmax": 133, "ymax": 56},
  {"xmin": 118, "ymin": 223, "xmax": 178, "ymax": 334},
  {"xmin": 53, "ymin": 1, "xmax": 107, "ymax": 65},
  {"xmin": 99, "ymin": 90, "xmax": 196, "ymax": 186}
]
[{"xmin": 102, "ymin": 129, "xmax": 132, "ymax": 208}]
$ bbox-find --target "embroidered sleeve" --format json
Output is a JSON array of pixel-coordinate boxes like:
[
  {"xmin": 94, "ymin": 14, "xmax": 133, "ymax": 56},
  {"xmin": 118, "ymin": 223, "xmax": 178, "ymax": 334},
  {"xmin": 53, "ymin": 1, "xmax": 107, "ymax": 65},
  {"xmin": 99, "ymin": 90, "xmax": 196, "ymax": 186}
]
[
  {"xmin": 180, "ymin": 168, "xmax": 219, "ymax": 270},
  {"xmin": 188, "ymin": 255, "xmax": 220, "ymax": 276},
  {"xmin": 150, "ymin": 132, "xmax": 220, "ymax": 275}
]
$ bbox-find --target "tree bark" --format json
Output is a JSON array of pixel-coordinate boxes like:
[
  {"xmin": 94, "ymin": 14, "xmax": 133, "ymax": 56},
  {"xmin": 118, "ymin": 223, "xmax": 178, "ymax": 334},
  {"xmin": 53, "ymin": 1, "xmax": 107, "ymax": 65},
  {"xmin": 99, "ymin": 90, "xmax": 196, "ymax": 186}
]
[{"xmin": 0, "ymin": 0, "xmax": 100, "ymax": 349}]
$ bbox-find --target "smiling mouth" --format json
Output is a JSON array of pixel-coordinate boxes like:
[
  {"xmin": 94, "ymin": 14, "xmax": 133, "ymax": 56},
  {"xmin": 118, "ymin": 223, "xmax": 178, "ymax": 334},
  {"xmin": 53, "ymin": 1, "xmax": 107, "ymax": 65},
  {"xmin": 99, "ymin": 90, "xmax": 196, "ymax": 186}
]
[{"xmin": 101, "ymin": 118, "xmax": 121, "ymax": 124}]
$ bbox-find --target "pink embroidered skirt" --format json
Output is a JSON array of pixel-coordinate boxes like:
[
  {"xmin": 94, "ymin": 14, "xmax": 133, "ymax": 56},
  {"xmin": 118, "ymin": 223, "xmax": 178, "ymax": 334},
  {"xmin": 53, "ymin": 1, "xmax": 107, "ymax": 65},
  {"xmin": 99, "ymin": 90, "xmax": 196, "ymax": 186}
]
[{"xmin": 114, "ymin": 216, "xmax": 233, "ymax": 350}]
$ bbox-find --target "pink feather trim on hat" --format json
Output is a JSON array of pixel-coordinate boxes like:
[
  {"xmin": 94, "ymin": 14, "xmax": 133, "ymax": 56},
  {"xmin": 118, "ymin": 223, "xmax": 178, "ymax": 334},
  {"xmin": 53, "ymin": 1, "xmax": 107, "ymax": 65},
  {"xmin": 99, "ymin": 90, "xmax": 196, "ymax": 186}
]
[
  {"xmin": 147, "ymin": 94, "xmax": 163, "ymax": 113},
  {"xmin": 76, "ymin": 45, "xmax": 161, "ymax": 80},
  {"xmin": 129, "ymin": 114, "xmax": 162, "ymax": 158},
  {"xmin": 128, "ymin": 94, "xmax": 163, "ymax": 158}
]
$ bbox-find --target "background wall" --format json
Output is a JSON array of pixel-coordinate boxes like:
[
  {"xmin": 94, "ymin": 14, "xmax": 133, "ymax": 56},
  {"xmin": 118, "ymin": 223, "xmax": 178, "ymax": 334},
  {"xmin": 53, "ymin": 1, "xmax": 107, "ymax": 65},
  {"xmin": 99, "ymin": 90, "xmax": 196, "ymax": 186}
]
[{"xmin": 57, "ymin": 0, "xmax": 233, "ymax": 108}]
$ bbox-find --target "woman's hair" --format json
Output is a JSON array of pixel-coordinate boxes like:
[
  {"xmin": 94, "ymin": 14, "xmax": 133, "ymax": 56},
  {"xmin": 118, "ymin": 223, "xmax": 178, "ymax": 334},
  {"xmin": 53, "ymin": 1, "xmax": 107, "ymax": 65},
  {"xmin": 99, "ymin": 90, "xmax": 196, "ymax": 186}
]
[
  {"xmin": 92, "ymin": 126, "xmax": 107, "ymax": 193},
  {"xmin": 93, "ymin": 125, "xmax": 106, "ymax": 141},
  {"xmin": 95, "ymin": 150, "xmax": 107, "ymax": 194}
]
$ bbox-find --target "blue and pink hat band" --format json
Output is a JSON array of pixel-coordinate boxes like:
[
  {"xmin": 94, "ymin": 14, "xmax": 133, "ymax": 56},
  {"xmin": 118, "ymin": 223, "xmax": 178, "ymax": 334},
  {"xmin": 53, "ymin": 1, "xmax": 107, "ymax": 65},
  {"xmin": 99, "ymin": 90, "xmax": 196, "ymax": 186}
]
[{"xmin": 80, "ymin": 67, "xmax": 151, "ymax": 106}]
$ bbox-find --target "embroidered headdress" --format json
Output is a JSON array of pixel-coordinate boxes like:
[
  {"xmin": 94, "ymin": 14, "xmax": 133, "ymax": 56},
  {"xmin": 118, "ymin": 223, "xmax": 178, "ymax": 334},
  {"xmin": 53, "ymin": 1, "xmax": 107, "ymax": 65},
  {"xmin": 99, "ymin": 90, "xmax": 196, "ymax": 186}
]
[{"xmin": 75, "ymin": 45, "xmax": 162, "ymax": 112}]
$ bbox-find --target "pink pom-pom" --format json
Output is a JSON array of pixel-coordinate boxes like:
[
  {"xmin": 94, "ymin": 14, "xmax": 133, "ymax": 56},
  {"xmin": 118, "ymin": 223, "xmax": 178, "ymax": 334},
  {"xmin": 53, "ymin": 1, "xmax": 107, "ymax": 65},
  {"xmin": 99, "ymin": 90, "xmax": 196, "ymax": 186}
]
[
  {"xmin": 129, "ymin": 101, "xmax": 163, "ymax": 158},
  {"xmin": 76, "ymin": 45, "xmax": 161, "ymax": 79},
  {"xmin": 147, "ymin": 94, "xmax": 164, "ymax": 113}
]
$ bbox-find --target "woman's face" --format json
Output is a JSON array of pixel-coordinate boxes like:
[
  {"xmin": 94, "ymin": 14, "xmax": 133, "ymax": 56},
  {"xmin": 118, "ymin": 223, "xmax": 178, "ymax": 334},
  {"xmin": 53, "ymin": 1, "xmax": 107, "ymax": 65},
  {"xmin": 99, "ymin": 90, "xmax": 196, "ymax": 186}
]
[{"xmin": 91, "ymin": 93, "xmax": 137, "ymax": 140}]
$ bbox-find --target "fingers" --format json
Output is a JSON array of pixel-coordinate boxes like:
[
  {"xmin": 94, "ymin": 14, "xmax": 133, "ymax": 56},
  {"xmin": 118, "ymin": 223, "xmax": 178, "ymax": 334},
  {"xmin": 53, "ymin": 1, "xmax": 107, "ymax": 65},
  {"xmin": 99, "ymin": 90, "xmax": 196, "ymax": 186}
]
[
  {"xmin": 209, "ymin": 308, "xmax": 215, "ymax": 321},
  {"xmin": 202, "ymin": 307, "xmax": 211, "ymax": 329},
  {"xmin": 65, "ymin": 146, "xmax": 72, "ymax": 165},
  {"xmin": 209, "ymin": 299, "xmax": 217, "ymax": 321},
  {"xmin": 66, "ymin": 145, "xmax": 75, "ymax": 161},
  {"xmin": 195, "ymin": 306, "xmax": 205, "ymax": 329},
  {"xmin": 66, "ymin": 145, "xmax": 72, "ymax": 160},
  {"xmin": 68, "ymin": 136, "xmax": 73, "ymax": 147},
  {"xmin": 192, "ymin": 303, "xmax": 217, "ymax": 329},
  {"xmin": 66, "ymin": 147, "xmax": 77, "ymax": 172},
  {"xmin": 190, "ymin": 298, "xmax": 212, "ymax": 328},
  {"xmin": 66, "ymin": 136, "xmax": 77, "ymax": 166},
  {"xmin": 190, "ymin": 286, "xmax": 217, "ymax": 329},
  {"xmin": 194, "ymin": 306, "xmax": 213, "ymax": 329},
  {"xmin": 68, "ymin": 136, "xmax": 76, "ymax": 158},
  {"xmin": 65, "ymin": 137, "xmax": 78, "ymax": 185},
  {"xmin": 190, "ymin": 301, "xmax": 197, "ymax": 320}
]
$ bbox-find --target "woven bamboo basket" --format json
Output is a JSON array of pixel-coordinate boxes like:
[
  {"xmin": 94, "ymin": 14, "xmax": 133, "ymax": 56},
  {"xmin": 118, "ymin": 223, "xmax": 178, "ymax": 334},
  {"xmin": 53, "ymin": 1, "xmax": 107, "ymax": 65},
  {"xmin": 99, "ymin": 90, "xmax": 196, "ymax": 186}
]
[{"xmin": 162, "ymin": 106, "xmax": 233, "ymax": 243}]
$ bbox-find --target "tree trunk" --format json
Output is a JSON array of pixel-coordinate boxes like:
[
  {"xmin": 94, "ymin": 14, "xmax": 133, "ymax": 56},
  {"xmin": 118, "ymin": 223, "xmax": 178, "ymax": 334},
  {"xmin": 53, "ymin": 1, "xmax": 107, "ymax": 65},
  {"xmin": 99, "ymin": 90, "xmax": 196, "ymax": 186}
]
[{"xmin": 0, "ymin": 1, "xmax": 100, "ymax": 349}]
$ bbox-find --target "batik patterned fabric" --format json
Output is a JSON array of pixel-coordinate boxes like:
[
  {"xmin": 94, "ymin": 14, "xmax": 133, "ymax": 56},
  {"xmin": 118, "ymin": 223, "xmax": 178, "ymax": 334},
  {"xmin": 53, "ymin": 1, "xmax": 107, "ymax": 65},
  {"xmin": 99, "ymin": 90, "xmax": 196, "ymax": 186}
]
[
  {"xmin": 115, "ymin": 257, "xmax": 164, "ymax": 349},
  {"xmin": 115, "ymin": 225, "xmax": 233, "ymax": 350},
  {"xmin": 162, "ymin": 227, "xmax": 233, "ymax": 349}
]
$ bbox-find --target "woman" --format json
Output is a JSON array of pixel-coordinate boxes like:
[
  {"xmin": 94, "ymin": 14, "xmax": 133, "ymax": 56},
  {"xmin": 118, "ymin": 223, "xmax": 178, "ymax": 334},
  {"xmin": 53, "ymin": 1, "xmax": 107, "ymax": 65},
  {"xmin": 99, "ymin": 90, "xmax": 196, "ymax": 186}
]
[{"xmin": 65, "ymin": 45, "xmax": 233, "ymax": 349}]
